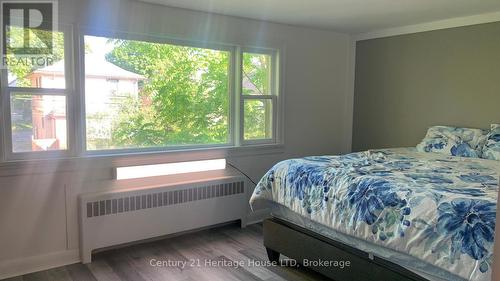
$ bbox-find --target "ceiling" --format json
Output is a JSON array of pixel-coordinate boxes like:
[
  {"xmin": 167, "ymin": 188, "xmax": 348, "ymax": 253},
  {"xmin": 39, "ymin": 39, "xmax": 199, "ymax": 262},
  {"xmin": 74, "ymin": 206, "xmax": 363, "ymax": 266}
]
[{"xmin": 140, "ymin": 0, "xmax": 500, "ymax": 34}]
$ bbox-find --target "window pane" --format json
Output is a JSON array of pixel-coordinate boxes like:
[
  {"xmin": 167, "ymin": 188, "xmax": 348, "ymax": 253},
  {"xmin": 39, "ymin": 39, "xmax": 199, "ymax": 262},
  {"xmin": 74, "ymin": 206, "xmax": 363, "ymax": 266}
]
[
  {"xmin": 5, "ymin": 28, "xmax": 66, "ymax": 89},
  {"xmin": 244, "ymin": 99, "xmax": 272, "ymax": 140},
  {"xmin": 242, "ymin": 53, "xmax": 272, "ymax": 95},
  {"xmin": 10, "ymin": 94, "xmax": 67, "ymax": 152},
  {"xmin": 84, "ymin": 35, "xmax": 230, "ymax": 150}
]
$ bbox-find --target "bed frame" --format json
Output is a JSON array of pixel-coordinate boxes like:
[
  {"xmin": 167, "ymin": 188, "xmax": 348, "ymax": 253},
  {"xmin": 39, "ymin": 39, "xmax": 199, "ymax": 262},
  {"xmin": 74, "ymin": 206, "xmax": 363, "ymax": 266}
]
[{"xmin": 263, "ymin": 218, "xmax": 429, "ymax": 281}]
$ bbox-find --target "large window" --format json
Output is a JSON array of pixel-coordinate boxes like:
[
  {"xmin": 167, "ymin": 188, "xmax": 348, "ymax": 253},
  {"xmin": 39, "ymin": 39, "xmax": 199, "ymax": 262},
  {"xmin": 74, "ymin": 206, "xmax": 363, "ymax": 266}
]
[
  {"xmin": 0, "ymin": 28, "xmax": 280, "ymax": 160},
  {"xmin": 83, "ymin": 35, "xmax": 231, "ymax": 151}
]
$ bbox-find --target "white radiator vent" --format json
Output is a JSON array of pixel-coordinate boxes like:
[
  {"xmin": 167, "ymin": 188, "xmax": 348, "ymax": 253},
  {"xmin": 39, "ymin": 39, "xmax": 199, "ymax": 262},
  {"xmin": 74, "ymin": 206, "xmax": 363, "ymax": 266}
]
[
  {"xmin": 86, "ymin": 181, "xmax": 244, "ymax": 218},
  {"xmin": 79, "ymin": 176, "xmax": 248, "ymax": 264}
]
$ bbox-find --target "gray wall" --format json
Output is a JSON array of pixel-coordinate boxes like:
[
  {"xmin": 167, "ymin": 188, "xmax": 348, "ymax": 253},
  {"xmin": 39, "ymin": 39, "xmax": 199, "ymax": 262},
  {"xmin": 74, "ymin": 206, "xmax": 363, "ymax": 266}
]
[{"xmin": 353, "ymin": 22, "xmax": 500, "ymax": 151}]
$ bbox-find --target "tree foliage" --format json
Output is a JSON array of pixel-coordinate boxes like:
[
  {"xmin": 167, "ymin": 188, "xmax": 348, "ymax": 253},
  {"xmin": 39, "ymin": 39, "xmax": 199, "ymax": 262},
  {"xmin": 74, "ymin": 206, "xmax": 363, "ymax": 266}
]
[
  {"xmin": 242, "ymin": 53, "xmax": 271, "ymax": 95},
  {"xmin": 106, "ymin": 43, "xmax": 274, "ymax": 147},
  {"xmin": 242, "ymin": 53, "xmax": 272, "ymax": 139},
  {"xmin": 6, "ymin": 28, "xmax": 65, "ymax": 87},
  {"xmin": 106, "ymin": 40, "xmax": 230, "ymax": 147},
  {"xmin": 6, "ymin": 29, "xmax": 65, "ymax": 134}
]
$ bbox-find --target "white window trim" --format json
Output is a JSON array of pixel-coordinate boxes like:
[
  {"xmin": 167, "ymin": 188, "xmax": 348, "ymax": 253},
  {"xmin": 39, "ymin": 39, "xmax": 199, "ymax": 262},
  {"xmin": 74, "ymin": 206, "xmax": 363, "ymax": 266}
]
[
  {"xmin": 0, "ymin": 25, "xmax": 284, "ymax": 163},
  {"xmin": 0, "ymin": 59, "xmax": 8, "ymax": 162},
  {"xmin": 1, "ymin": 24, "xmax": 75, "ymax": 161},
  {"xmin": 239, "ymin": 47, "xmax": 280, "ymax": 146}
]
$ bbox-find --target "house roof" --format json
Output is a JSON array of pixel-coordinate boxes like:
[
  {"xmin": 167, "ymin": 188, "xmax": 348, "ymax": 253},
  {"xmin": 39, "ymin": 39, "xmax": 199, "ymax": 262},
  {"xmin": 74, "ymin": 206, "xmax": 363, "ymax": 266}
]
[{"xmin": 33, "ymin": 55, "xmax": 145, "ymax": 80}]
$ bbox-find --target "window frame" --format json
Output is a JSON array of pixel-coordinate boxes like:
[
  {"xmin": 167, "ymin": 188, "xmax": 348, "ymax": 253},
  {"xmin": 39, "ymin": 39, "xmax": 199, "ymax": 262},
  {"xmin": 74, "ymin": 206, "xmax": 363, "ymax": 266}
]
[
  {"xmin": 78, "ymin": 29, "xmax": 239, "ymax": 155},
  {"xmin": 1, "ymin": 25, "xmax": 76, "ymax": 161},
  {"xmin": 239, "ymin": 48, "xmax": 279, "ymax": 146},
  {"xmin": 0, "ymin": 26, "xmax": 283, "ymax": 162}
]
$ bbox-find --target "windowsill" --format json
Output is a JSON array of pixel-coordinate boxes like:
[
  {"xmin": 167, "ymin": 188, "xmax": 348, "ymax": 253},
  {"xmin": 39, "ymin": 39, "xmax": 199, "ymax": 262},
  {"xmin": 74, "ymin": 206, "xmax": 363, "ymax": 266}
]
[{"xmin": 0, "ymin": 143, "xmax": 285, "ymax": 177}]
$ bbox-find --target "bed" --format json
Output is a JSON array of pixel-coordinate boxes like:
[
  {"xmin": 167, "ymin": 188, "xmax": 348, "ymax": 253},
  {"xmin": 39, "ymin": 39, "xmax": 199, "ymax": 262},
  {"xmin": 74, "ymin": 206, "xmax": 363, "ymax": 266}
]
[{"xmin": 250, "ymin": 148, "xmax": 499, "ymax": 281}]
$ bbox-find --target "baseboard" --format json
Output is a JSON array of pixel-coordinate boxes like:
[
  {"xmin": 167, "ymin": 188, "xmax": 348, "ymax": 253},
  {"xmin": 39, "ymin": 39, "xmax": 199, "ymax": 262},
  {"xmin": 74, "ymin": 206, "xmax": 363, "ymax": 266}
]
[
  {"xmin": 246, "ymin": 208, "xmax": 271, "ymax": 225},
  {"xmin": 0, "ymin": 249, "xmax": 80, "ymax": 280}
]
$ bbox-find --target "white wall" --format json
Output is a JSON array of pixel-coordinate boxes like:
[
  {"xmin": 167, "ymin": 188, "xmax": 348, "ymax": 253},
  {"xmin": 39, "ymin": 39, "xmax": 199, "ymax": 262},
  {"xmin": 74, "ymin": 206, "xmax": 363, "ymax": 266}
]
[{"xmin": 0, "ymin": 0, "xmax": 354, "ymax": 277}]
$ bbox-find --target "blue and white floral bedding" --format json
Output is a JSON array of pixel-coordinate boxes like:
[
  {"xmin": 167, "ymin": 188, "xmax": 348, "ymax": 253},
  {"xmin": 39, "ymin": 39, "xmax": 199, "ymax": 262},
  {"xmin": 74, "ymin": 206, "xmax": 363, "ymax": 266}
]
[
  {"xmin": 483, "ymin": 124, "xmax": 500, "ymax": 161},
  {"xmin": 250, "ymin": 148, "xmax": 499, "ymax": 281},
  {"xmin": 416, "ymin": 126, "xmax": 488, "ymax": 158}
]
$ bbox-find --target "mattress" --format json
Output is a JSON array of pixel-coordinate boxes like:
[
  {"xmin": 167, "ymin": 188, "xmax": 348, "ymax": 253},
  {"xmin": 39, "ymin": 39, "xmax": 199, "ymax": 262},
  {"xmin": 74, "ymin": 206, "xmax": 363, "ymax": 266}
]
[
  {"xmin": 272, "ymin": 204, "xmax": 450, "ymax": 281},
  {"xmin": 250, "ymin": 148, "xmax": 499, "ymax": 281}
]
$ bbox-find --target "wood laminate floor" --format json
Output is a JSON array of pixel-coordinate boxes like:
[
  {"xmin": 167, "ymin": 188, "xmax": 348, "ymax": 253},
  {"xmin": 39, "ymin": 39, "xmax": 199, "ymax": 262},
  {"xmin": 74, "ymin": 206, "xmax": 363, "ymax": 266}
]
[{"xmin": 3, "ymin": 223, "xmax": 327, "ymax": 281}]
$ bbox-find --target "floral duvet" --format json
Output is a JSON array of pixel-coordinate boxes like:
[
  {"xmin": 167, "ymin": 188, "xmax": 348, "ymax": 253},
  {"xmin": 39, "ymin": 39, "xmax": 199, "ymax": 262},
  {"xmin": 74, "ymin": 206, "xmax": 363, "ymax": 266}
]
[{"xmin": 250, "ymin": 148, "xmax": 499, "ymax": 281}]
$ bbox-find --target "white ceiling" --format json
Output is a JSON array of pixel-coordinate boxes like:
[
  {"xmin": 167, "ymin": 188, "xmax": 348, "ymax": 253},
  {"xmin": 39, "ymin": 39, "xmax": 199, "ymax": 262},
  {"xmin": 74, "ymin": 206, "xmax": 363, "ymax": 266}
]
[{"xmin": 140, "ymin": 0, "xmax": 500, "ymax": 34}]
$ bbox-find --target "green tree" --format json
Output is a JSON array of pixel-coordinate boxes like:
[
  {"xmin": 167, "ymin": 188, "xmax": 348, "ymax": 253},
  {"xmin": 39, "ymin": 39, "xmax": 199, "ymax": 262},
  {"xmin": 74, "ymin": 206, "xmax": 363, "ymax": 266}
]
[
  {"xmin": 6, "ymin": 28, "xmax": 65, "ymax": 87},
  {"xmin": 242, "ymin": 53, "xmax": 271, "ymax": 95},
  {"xmin": 6, "ymin": 29, "xmax": 65, "ymax": 138},
  {"xmin": 242, "ymin": 53, "xmax": 272, "ymax": 139},
  {"xmin": 106, "ymin": 40, "xmax": 230, "ymax": 147}
]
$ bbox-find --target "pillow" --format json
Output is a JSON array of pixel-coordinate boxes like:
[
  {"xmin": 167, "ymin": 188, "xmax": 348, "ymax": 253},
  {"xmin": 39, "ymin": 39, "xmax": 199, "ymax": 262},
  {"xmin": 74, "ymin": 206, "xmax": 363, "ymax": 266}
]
[
  {"xmin": 416, "ymin": 126, "xmax": 488, "ymax": 158},
  {"xmin": 481, "ymin": 124, "xmax": 500, "ymax": 160}
]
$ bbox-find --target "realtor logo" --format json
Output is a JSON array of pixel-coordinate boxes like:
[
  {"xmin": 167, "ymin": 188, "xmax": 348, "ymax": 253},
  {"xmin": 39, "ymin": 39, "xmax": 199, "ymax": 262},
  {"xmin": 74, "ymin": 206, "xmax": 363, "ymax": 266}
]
[{"xmin": 1, "ymin": 0, "xmax": 57, "ymax": 67}]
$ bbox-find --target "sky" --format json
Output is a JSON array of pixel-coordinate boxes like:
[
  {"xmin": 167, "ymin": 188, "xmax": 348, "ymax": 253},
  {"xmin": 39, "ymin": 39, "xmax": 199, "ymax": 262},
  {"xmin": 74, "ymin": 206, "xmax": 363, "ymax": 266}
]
[{"xmin": 85, "ymin": 35, "xmax": 116, "ymax": 59}]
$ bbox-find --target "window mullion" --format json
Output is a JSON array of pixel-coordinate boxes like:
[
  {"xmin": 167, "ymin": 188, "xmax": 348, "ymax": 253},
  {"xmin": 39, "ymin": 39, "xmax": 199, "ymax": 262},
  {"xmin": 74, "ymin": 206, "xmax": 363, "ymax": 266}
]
[
  {"xmin": 233, "ymin": 46, "xmax": 242, "ymax": 147},
  {"xmin": 0, "ymin": 68, "xmax": 8, "ymax": 161},
  {"xmin": 61, "ymin": 24, "xmax": 76, "ymax": 157},
  {"xmin": 73, "ymin": 26, "xmax": 86, "ymax": 157},
  {"xmin": 241, "ymin": 95, "xmax": 273, "ymax": 100},
  {"xmin": 271, "ymin": 96, "xmax": 278, "ymax": 144},
  {"xmin": 6, "ymin": 87, "xmax": 67, "ymax": 95},
  {"xmin": 3, "ymin": 88, "xmax": 13, "ymax": 159},
  {"xmin": 229, "ymin": 47, "xmax": 240, "ymax": 146}
]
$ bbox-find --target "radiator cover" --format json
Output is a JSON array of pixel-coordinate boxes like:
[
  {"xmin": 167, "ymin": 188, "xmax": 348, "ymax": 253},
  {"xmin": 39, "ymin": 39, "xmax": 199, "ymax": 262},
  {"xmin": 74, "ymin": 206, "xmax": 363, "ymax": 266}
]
[{"xmin": 78, "ymin": 176, "xmax": 247, "ymax": 263}]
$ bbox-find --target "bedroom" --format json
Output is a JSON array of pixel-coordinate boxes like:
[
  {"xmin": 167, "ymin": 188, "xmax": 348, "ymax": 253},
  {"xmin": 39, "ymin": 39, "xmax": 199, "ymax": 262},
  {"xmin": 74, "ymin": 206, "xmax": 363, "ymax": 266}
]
[{"xmin": 0, "ymin": 0, "xmax": 499, "ymax": 281}]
